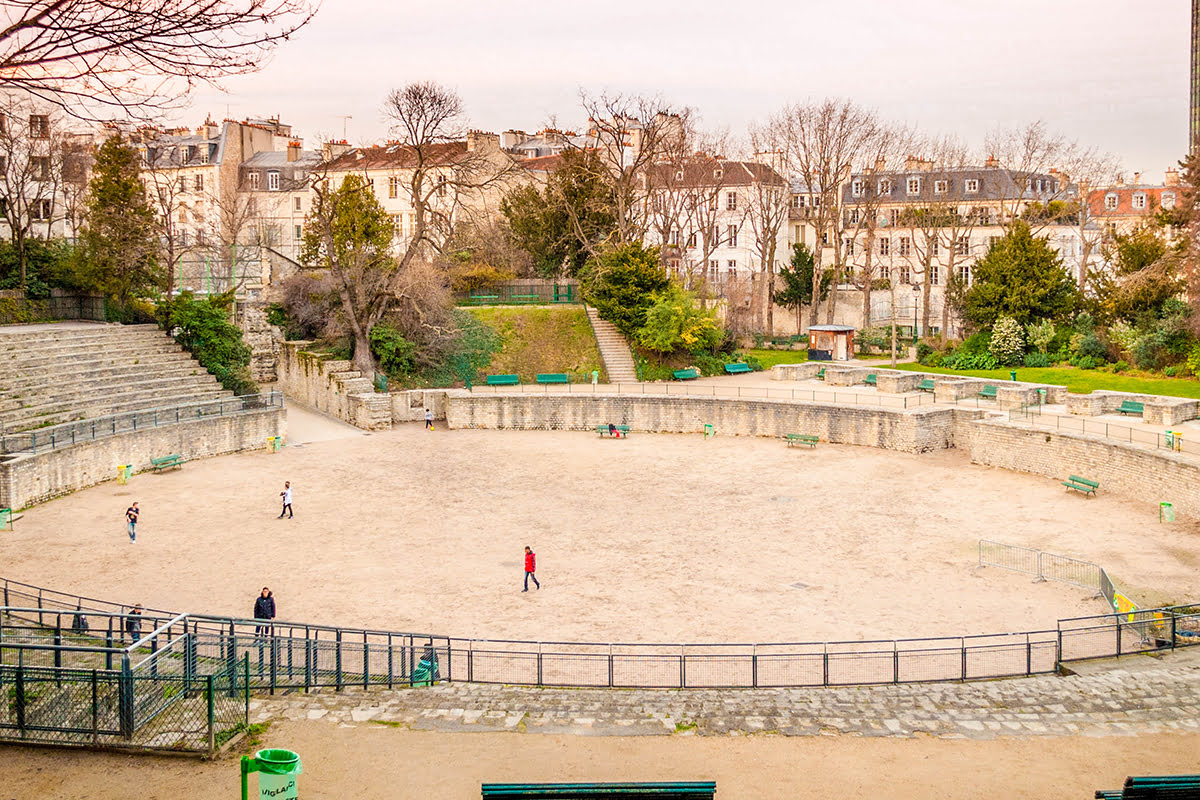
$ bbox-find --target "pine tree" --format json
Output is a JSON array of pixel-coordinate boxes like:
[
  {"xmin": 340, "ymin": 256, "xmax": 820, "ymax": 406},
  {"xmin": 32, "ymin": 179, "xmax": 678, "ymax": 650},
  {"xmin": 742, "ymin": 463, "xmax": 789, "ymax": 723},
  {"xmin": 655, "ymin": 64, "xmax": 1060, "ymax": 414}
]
[
  {"xmin": 963, "ymin": 220, "xmax": 1079, "ymax": 328},
  {"xmin": 80, "ymin": 136, "xmax": 162, "ymax": 316}
]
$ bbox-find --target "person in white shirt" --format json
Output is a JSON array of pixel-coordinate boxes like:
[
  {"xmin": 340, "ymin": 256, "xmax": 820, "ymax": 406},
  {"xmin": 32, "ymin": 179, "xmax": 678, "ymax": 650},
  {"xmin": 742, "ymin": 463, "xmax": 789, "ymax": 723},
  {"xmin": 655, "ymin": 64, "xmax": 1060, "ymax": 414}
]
[
  {"xmin": 424, "ymin": 408, "xmax": 434, "ymax": 430},
  {"xmin": 278, "ymin": 481, "xmax": 293, "ymax": 519}
]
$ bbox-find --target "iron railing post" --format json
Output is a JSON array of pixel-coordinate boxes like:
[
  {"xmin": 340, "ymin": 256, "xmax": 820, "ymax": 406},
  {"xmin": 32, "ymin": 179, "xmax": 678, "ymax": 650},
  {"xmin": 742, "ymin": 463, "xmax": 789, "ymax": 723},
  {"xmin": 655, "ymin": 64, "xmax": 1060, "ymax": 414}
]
[{"xmin": 206, "ymin": 675, "xmax": 215, "ymax": 752}]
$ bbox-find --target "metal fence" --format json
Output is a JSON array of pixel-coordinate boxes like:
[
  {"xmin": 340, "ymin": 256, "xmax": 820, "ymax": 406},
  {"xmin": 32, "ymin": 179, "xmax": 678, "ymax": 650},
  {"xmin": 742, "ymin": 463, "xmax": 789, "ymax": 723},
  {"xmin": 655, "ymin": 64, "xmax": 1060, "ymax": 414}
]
[
  {"xmin": 0, "ymin": 392, "xmax": 284, "ymax": 455},
  {"xmin": 3, "ymin": 578, "xmax": 1199, "ymax": 696},
  {"xmin": 466, "ymin": 382, "xmax": 937, "ymax": 409},
  {"xmin": 1006, "ymin": 405, "xmax": 1199, "ymax": 457},
  {"xmin": 978, "ymin": 540, "xmax": 1104, "ymax": 591},
  {"xmin": 0, "ymin": 610, "xmax": 248, "ymax": 753},
  {"xmin": 455, "ymin": 282, "xmax": 580, "ymax": 306}
]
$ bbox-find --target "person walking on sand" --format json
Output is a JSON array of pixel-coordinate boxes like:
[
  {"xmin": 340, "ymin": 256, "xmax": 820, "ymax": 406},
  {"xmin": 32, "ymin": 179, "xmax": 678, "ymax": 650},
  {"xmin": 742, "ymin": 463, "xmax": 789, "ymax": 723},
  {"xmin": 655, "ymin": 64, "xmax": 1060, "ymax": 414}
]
[
  {"xmin": 278, "ymin": 481, "xmax": 293, "ymax": 519},
  {"xmin": 125, "ymin": 502, "xmax": 139, "ymax": 542},
  {"xmin": 425, "ymin": 408, "xmax": 434, "ymax": 430},
  {"xmin": 523, "ymin": 546, "xmax": 540, "ymax": 592}
]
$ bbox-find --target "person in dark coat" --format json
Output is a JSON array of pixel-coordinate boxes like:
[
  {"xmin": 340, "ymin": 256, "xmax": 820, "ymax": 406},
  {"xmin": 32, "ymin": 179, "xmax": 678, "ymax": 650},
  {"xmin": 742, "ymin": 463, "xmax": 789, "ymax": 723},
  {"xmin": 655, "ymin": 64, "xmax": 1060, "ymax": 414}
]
[
  {"xmin": 125, "ymin": 604, "xmax": 143, "ymax": 643},
  {"xmin": 71, "ymin": 604, "xmax": 89, "ymax": 634},
  {"xmin": 253, "ymin": 587, "xmax": 276, "ymax": 636}
]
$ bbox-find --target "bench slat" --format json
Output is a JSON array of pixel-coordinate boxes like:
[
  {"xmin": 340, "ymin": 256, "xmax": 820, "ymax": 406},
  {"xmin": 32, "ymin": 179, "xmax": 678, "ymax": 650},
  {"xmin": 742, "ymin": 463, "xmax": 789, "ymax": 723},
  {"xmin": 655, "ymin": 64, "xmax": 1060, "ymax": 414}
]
[
  {"xmin": 724, "ymin": 363, "xmax": 753, "ymax": 374},
  {"xmin": 485, "ymin": 374, "xmax": 520, "ymax": 385}
]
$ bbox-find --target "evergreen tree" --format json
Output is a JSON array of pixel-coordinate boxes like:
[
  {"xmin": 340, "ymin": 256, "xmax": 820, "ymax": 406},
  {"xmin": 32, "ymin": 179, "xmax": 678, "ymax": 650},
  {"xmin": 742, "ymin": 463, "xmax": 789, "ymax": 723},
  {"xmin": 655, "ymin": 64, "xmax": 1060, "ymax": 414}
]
[
  {"xmin": 963, "ymin": 220, "xmax": 1079, "ymax": 328},
  {"xmin": 775, "ymin": 243, "xmax": 828, "ymax": 333},
  {"xmin": 80, "ymin": 135, "xmax": 162, "ymax": 315},
  {"xmin": 579, "ymin": 242, "xmax": 668, "ymax": 337}
]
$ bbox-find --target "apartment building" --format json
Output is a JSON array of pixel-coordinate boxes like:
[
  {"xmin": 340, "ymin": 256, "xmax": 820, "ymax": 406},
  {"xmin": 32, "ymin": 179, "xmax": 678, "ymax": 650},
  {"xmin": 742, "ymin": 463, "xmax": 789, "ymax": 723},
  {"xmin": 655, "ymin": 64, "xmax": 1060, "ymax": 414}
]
[{"xmin": 1087, "ymin": 169, "xmax": 1182, "ymax": 237}]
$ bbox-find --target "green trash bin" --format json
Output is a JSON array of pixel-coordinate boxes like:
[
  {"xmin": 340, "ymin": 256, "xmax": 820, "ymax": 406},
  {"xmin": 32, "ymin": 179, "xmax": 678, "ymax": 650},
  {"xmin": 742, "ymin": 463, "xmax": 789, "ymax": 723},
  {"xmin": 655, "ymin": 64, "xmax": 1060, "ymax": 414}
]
[
  {"xmin": 242, "ymin": 748, "xmax": 301, "ymax": 800},
  {"xmin": 411, "ymin": 646, "xmax": 441, "ymax": 687}
]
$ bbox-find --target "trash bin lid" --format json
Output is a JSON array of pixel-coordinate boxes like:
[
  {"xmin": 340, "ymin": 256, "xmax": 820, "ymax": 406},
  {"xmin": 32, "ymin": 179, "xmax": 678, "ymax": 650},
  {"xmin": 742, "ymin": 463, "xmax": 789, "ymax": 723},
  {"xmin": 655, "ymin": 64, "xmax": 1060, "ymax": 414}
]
[{"xmin": 255, "ymin": 749, "xmax": 302, "ymax": 775}]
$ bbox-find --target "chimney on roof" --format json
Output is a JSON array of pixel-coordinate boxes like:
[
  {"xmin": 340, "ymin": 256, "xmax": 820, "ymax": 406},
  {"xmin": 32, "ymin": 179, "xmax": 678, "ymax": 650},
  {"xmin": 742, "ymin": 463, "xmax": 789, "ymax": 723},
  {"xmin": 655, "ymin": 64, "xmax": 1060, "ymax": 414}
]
[
  {"xmin": 321, "ymin": 139, "xmax": 351, "ymax": 162},
  {"xmin": 874, "ymin": 157, "xmax": 886, "ymax": 173},
  {"xmin": 501, "ymin": 130, "xmax": 528, "ymax": 149},
  {"xmin": 904, "ymin": 155, "xmax": 920, "ymax": 171},
  {"xmin": 1165, "ymin": 168, "xmax": 1179, "ymax": 187},
  {"xmin": 985, "ymin": 155, "xmax": 998, "ymax": 169},
  {"xmin": 466, "ymin": 130, "xmax": 499, "ymax": 153},
  {"xmin": 1132, "ymin": 171, "xmax": 1142, "ymax": 185},
  {"xmin": 287, "ymin": 140, "xmax": 301, "ymax": 162}
]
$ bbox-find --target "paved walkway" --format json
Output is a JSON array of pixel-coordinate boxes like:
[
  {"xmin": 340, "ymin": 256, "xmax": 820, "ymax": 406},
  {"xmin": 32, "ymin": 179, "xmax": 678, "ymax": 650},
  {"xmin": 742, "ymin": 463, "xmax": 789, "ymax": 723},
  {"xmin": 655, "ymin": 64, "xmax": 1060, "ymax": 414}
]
[{"xmin": 250, "ymin": 648, "xmax": 1200, "ymax": 741}]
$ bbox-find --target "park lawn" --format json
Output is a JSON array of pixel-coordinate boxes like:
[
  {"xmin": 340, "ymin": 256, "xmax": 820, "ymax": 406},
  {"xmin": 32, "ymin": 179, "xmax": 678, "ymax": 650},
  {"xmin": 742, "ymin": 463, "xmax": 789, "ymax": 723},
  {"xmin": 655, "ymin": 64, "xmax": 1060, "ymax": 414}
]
[
  {"xmin": 743, "ymin": 348, "xmax": 808, "ymax": 369},
  {"xmin": 892, "ymin": 363, "xmax": 1200, "ymax": 399},
  {"xmin": 468, "ymin": 306, "xmax": 607, "ymax": 382}
]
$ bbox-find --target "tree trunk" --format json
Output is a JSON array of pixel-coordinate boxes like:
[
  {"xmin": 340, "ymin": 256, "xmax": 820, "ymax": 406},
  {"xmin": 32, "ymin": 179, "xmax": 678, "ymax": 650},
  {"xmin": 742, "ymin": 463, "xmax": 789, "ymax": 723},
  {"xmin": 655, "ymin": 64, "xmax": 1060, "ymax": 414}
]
[
  {"xmin": 861, "ymin": 282, "xmax": 871, "ymax": 329},
  {"xmin": 889, "ymin": 269, "xmax": 898, "ymax": 368},
  {"xmin": 807, "ymin": 249, "xmax": 822, "ymax": 327},
  {"xmin": 823, "ymin": 263, "xmax": 838, "ymax": 324},
  {"xmin": 352, "ymin": 328, "xmax": 374, "ymax": 377}
]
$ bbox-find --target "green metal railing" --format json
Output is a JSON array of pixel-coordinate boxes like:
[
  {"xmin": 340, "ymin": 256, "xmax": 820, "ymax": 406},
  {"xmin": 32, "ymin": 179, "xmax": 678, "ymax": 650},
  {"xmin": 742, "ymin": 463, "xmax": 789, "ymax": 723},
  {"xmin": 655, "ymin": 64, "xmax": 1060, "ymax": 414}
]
[{"xmin": 0, "ymin": 392, "xmax": 284, "ymax": 455}]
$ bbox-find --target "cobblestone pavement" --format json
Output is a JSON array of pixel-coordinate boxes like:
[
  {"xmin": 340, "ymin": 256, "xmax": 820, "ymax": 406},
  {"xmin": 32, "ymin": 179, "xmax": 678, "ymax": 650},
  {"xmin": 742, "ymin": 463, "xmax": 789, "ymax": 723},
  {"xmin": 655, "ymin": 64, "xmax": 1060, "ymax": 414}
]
[{"xmin": 250, "ymin": 650, "xmax": 1200, "ymax": 741}]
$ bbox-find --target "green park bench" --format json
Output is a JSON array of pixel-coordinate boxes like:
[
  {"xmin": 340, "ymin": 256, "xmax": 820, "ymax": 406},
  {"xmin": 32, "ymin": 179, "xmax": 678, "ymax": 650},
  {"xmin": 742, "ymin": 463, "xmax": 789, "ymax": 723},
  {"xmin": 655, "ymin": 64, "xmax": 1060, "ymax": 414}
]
[
  {"xmin": 1117, "ymin": 400, "xmax": 1145, "ymax": 416},
  {"xmin": 1094, "ymin": 774, "xmax": 1200, "ymax": 799},
  {"xmin": 673, "ymin": 368, "xmax": 699, "ymax": 380},
  {"xmin": 485, "ymin": 374, "xmax": 520, "ymax": 386},
  {"xmin": 482, "ymin": 783, "xmax": 716, "ymax": 800},
  {"xmin": 917, "ymin": 379, "xmax": 935, "ymax": 392},
  {"xmin": 150, "ymin": 453, "xmax": 186, "ymax": 472},
  {"xmin": 864, "ymin": 373, "xmax": 877, "ymax": 386},
  {"xmin": 595, "ymin": 424, "xmax": 631, "ymax": 438},
  {"xmin": 536, "ymin": 373, "xmax": 570, "ymax": 384},
  {"xmin": 1, "ymin": 507, "xmax": 24, "ymax": 530},
  {"xmin": 1062, "ymin": 474, "xmax": 1099, "ymax": 497},
  {"xmin": 978, "ymin": 385, "xmax": 998, "ymax": 399},
  {"xmin": 815, "ymin": 367, "xmax": 826, "ymax": 380},
  {"xmin": 724, "ymin": 363, "xmax": 753, "ymax": 374},
  {"xmin": 786, "ymin": 433, "xmax": 818, "ymax": 448}
]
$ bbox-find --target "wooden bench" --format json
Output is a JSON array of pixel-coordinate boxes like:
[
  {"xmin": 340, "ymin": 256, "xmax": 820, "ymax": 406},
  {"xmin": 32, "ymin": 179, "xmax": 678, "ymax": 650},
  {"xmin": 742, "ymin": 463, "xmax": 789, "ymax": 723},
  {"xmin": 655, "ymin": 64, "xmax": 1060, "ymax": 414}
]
[
  {"xmin": 1095, "ymin": 775, "xmax": 1200, "ymax": 799},
  {"xmin": 1117, "ymin": 400, "xmax": 1145, "ymax": 416},
  {"xmin": 595, "ymin": 425, "xmax": 631, "ymax": 438},
  {"xmin": 536, "ymin": 373, "xmax": 570, "ymax": 384},
  {"xmin": 1062, "ymin": 474, "xmax": 1099, "ymax": 496},
  {"xmin": 485, "ymin": 374, "xmax": 520, "ymax": 386},
  {"xmin": 482, "ymin": 783, "xmax": 716, "ymax": 800},
  {"xmin": 150, "ymin": 454, "xmax": 186, "ymax": 472},
  {"xmin": 864, "ymin": 373, "xmax": 877, "ymax": 386},
  {"xmin": 724, "ymin": 363, "xmax": 753, "ymax": 374},
  {"xmin": 673, "ymin": 368, "xmax": 699, "ymax": 380},
  {"xmin": 917, "ymin": 379, "xmax": 935, "ymax": 392},
  {"xmin": 978, "ymin": 385, "xmax": 998, "ymax": 399},
  {"xmin": 786, "ymin": 433, "xmax": 818, "ymax": 448},
  {"xmin": 1, "ymin": 507, "xmax": 24, "ymax": 530}
]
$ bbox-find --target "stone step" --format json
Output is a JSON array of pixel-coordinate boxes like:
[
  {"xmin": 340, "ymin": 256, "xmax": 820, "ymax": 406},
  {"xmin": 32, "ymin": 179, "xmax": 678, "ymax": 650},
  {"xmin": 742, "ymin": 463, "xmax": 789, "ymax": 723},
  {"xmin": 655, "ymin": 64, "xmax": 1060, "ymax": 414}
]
[
  {"xmin": 584, "ymin": 305, "xmax": 639, "ymax": 381},
  {"xmin": 0, "ymin": 341, "xmax": 185, "ymax": 367},
  {"xmin": 1, "ymin": 371, "xmax": 222, "ymax": 415},
  {"xmin": 2, "ymin": 388, "xmax": 233, "ymax": 432},
  {"xmin": 0, "ymin": 328, "xmax": 168, "ymax": 352},
  {"xmin": 3, "ymin": 355, "xmax": 205, "ymax": 391},
  {"xmin": 1, "ymin": 378, "xmax": 228, "ymax": 427}
]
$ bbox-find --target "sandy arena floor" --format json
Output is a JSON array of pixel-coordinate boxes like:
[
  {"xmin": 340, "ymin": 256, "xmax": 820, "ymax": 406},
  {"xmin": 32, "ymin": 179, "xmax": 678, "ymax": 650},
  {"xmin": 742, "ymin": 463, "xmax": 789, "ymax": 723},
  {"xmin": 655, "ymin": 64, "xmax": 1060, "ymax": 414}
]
[
  {"xmin": 2, "ymin": 723, "xmax": 1199, "ymax": 800},
  {"xmin": 6, "ymin": 410, "xmax": 1199, "ymax": 643}
]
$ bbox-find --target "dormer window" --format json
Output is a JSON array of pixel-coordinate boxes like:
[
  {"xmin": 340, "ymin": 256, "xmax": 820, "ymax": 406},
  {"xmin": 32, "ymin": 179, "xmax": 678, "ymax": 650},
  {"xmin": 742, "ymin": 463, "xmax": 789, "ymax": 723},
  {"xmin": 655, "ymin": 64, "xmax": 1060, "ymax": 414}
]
[
  {"xmin": 1104, "ymin": 192, "xmax": 1118, "ymax": 211},
  {"xmin": 1162, "ymin": 191, "xmax": 1176, "ymax": 210},
  {"xmin": 675, "ymin": 170, "xmax": 684, "ymax": 181},
  {"xmin": 934, "ymin": 179, "xmax": 948, "ymax": 194},
  {"xmin": 877, "ymin": 179, "xmax": 892, "ymax": 194},
  {"xmin": 965, "ymin": 179, "xmax": 979, "ymax": 193},
  {"xmin": 851, "ymin": 179, "xmax": 864, "ymax": 197},
  {"xmin": 906, "ymin": 177, "xmax": 921, "ymax": 195},
  {"xmin": 1131, "ymin": 192, "xmax": 1146, "ymax": 210},
  {"xmin": 200, "ymin": 146, "xmax": 209, "ymax": 164},
  {"xmin": 713, "ymin": 168, "xmax": 723, "ymax": 180},
  {"xmin": 267, "ymin": 171, "xmax": 280, "ymax": 191},
  {"xmin": 248, "ymin": 171, "xmax": 260, "ymax": 190}
]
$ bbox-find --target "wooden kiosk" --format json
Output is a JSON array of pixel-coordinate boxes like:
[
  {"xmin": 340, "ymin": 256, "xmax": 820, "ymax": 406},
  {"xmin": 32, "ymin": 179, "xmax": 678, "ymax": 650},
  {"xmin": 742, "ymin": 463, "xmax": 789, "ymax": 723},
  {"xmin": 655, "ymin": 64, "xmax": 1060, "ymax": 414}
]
[{"xmin": 806, "ymin": 325, "xmax": 855, "ymax": 361}]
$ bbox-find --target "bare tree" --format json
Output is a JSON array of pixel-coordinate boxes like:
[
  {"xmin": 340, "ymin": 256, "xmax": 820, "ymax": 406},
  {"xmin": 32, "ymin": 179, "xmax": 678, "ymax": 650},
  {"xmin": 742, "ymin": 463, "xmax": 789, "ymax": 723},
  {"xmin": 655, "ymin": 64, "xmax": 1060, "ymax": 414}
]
[
  {"xmin": 0, "ymin": 1, "xmax": 318, "ymax": 120},
  {"xmin": 742, "ymin": 130, "xmax": 790, "ymax": 335},
  {"xmin": 770, "ymin": 99, "xmax": 882, "ymax": 325},
  {"xmin": 143, "ymin": 146, "xmax": 198, "ymax": 298},
  {"xmin": 0, "ymin": 93, "xmax": 68, "ymax": 286}
]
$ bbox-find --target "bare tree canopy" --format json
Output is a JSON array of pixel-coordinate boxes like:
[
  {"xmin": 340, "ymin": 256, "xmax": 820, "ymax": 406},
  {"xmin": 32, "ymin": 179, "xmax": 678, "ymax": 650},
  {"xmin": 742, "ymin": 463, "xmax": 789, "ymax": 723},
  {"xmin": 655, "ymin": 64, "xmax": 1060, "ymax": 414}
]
[{"xmin": 0, "ymin": 0, "xmax": 319, "ymax": 119}]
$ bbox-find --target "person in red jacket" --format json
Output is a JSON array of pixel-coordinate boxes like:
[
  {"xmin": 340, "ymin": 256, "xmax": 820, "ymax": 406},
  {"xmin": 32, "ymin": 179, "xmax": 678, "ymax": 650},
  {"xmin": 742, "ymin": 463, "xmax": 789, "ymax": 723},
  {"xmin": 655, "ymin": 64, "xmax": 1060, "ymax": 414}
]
[{"xmin": 523, "ymin": 546, "xmax": 540, "ymax": 591}]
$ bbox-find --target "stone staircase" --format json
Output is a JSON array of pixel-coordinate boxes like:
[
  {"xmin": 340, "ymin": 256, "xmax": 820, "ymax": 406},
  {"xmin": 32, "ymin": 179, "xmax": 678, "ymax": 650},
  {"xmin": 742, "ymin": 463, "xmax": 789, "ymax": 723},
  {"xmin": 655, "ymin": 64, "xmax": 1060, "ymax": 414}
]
[
  {"xmin": 0, "ymin": 324, "xmax": 232, "ymax": 433},
  {"xmin": 584, "ymin": 306, "xmax": 638, "ymax": 383}
]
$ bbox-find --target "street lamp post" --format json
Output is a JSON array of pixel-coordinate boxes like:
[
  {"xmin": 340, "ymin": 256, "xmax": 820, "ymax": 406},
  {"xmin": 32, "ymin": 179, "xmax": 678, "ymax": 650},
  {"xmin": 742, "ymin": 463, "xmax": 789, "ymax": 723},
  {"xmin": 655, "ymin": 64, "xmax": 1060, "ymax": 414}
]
[{"xmin": 911, "ymin": 283, "xmax": 920, "ymax": 345}]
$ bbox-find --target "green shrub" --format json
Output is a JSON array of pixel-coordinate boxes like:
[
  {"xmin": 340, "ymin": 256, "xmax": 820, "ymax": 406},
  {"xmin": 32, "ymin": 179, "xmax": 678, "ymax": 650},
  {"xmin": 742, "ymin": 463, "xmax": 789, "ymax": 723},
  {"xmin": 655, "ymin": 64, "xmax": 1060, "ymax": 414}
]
[
  {"xmin": 922, "ymin": 352, "xmax": 944, "ymax": 368},
  {"xmin": 988, "ymin": 317, "xmax": 1025, "ymax": 366},
  {"xmin": 156, "ymin": 291, "xmax": 258, "ymax": 395},
  {"xmin": 1071, "ymin": 355, "xmax": 1098, "ymax": 370},
  {"xmin": 1023, "ymin": 352, "xmax": 1050, "ymax": 368},
  {"xmin": 1163, "ymin": 365, "xmax": 1179, "ymax": 377},
  {"xmin": 1076, "ymin": 333, "xmax": 1107, "ymax": 362},
  {"xmin": 944, "ymin": 351, "xmax": 998, "ymax": 370},
  {"xmin": 580, "ymin": 243, "xmax": 669, "ymax": 337},
  {"xmin": 1188, "ymin": 345, "xmax": 1200, "ymax": 377},
  {"xmin": 636, "ymin": 285, "xmax": 723, "ymax": 354},
  {"xmin": 369, "ymin": 323, "xmax": 417, "ymax": 377},
  {"xmin": 743, "ymin": 354, "xmax": 763, "ymax": 371},
  {"xmin": 1025, "ymin": 320, "xmax": 1056, "ymax": 354},
  {"xmin": 958, "ymin": 330, "xmax": 992, "ymax": 355},
  {"xmin": 1112, "ymin": 360, "xmax": 1130, "ymax": 373}
]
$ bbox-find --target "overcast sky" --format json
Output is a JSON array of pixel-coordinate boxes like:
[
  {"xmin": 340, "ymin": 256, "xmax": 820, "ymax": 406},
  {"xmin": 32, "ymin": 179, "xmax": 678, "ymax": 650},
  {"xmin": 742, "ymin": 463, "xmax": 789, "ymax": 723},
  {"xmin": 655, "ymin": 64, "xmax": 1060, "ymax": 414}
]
[{"xmin": 189, "ymin": 0, "xmax": 1190, "ymax": 179}]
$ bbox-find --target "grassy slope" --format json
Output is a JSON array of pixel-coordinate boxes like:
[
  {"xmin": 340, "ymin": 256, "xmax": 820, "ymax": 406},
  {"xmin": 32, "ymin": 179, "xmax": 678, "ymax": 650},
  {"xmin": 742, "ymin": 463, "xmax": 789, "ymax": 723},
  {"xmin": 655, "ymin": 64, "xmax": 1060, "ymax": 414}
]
[
  {"xmin": 743, "ymin": 348, "xmax": 809, "ymax": 369},
  {"xmin": 467, "ymin": 306, "xmax": 607, "ymax": 383},
  {"xmin": 892, "ymin": 362, "xmax": 1200, "ymax": 399}
]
